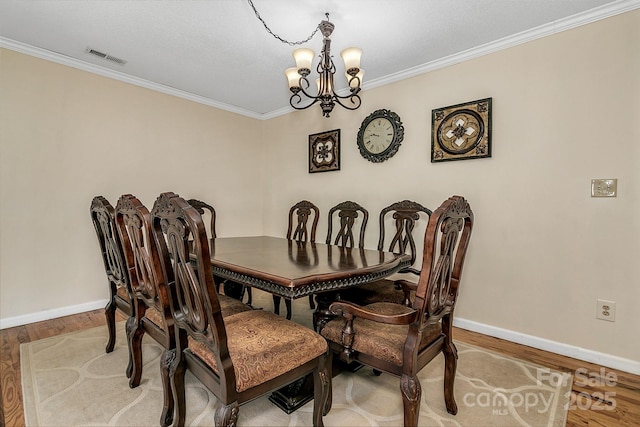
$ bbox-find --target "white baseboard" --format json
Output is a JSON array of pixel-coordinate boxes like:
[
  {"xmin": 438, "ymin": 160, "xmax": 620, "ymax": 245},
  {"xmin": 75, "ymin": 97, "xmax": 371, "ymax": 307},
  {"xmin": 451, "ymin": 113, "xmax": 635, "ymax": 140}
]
[
  {"xmin": 0, "ymin": 299, "xmax": 108, "ymax": 330},
  {"xmin": 2, "ymin": 301, "xmax": 638, "ymax": 375},
  {"xmin": 454, "ymin": 317, "xmax": 640, "ymax": 375}
]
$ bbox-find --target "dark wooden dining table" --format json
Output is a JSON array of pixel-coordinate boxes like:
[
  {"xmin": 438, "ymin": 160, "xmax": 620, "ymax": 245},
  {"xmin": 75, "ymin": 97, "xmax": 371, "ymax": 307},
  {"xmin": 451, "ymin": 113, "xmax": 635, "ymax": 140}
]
[
  {"xmin": 206, "ymin": 236, "xmax": 412, "ymax": 413},
  {"xmin": 208, "ymin": 236, "xmax": 411, "ymax": 329}
]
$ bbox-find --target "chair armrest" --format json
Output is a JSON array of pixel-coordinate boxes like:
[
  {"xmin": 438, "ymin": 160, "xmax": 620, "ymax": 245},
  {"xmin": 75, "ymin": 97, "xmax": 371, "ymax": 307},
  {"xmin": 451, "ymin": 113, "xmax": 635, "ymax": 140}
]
[
  {"xmin": 394, "ymin": 279, "xmax": 417, "ymax": 292},
  {"xmin": 394, "ymin": 279, "xmax": 417, "ymax": 306},
  {"xmin": 329, "ymin": 301, "xmax": 418, "ymax": 325}
]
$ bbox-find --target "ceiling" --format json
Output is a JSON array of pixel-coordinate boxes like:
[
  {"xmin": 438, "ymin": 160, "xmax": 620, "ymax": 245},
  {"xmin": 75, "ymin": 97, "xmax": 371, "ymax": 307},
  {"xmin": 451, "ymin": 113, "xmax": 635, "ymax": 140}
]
[{"xmin": 0, "ymin": 0, "xmax": 635, "ymax": 119}]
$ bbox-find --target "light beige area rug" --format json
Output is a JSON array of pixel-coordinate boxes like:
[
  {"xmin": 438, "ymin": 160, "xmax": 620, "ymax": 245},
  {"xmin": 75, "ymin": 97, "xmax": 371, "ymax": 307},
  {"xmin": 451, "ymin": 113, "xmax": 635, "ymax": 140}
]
[{"xmin": 21, "ymin": 298, "xmax": 571, "ymax": 427}]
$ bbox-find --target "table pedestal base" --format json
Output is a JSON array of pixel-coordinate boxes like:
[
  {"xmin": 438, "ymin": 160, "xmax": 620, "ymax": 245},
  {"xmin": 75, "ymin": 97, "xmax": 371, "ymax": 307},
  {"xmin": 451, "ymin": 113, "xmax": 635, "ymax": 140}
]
[
  {"xmin": 268, "ymin": 358, "xmax": 364, "ymax": 413},
  {"xmin": 268, "ymin": 374, "xmax": 313, "ymax": 414}
]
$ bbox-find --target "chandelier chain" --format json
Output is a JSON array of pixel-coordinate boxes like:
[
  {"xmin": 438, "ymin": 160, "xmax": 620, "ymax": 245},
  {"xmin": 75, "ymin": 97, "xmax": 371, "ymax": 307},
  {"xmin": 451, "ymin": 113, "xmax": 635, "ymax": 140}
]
[{"xmin": 247, "ymin": 0, "xmax": 321, "ymax": 46}]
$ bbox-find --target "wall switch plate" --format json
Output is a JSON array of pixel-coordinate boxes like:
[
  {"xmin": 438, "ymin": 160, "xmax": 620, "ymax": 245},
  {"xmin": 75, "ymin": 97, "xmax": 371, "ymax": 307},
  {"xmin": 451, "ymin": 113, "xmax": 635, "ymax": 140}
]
[
  {"xmin": 596, "ymin": 299, "xmax": 616, "ymax": 321},
  {"xmin": 591, "ymin": 179, "xmax": 617, "ymax": 197}
]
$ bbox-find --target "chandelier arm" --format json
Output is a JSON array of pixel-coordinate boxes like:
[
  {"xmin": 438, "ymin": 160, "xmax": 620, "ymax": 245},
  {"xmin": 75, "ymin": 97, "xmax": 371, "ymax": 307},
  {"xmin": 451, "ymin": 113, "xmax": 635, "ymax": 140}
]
[
  {"xmin": 331, "ymin": 93, "xmax": 362, "ymax": 111},
  {"xmin": 289, "ymin": 93, "xmax": 321, "ymax": 110},
  {"xmin": 296, "ymin": 78, "xmax": 323, "ymax": 101}
]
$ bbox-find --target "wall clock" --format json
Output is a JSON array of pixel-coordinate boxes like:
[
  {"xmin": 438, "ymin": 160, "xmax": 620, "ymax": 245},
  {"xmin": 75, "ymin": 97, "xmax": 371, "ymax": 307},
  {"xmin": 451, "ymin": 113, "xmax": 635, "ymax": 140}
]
[{"xmin": 356, "ymin": 109, "xmax": 404, "ymax": 163}]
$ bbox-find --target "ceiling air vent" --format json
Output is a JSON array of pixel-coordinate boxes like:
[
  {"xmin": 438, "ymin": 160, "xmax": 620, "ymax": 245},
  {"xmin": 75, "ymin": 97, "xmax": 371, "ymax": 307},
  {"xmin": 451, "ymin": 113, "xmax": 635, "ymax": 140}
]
[{"xmin": 85, "ymin": 47, "xmax": 127, "ymax": 65}]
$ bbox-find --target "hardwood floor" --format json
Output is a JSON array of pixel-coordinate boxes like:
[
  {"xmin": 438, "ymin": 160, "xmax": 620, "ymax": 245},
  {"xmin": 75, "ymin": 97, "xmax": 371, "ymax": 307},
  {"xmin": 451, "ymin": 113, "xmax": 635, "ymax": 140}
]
[
  {"xmin": 0, "ymin": 309, "xmax": 124, "ymax": 427},
  {"xmin": 1, "ymin": 309, "xmax": 639, "ymax": 427},
  {"xmin": 454, "ymin": 328, "xmax": 640, "ymax": 427}
]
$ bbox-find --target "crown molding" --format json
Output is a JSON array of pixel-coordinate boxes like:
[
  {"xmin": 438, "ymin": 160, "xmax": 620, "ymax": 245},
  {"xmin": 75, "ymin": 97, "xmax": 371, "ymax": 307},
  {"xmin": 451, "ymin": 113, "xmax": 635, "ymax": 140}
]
[
  {"xmin": 0, "ymin": 36, "xmax": 264, "ymax": 120},
  {"xmin": 2, "ymin": 0, "xmax": 638, "ymax": 120},
  {"xmin": 363, "ymin": 0, "xmax": 640, "ymax": 92}
]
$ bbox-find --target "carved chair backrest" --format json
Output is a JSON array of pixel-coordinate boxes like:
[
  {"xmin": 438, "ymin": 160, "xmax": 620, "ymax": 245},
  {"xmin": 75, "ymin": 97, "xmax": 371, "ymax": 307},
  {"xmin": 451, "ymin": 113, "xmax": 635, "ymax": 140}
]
[
  {"xmin": 377, "ymin": 200, "xmax": 432, "ymax": 276},
  {"xmin": 186, "ymin": 199, "xmax": 216, "ymax": 239},
  {"xmin": 90, "ymin": 196, "xmax": 131, "ymax": 298},
  {"xmin": 326, "ymin": 201, "xmax": 369, "ymax": 249},
  {"xmin": 408, "ymin": 196, "xmax": 473, "ymax": 368},
  {"xmin": 287, "ymin": 200, "xmax": 319, "ymax": 243},
  {"xmin": 150, "ymin": 192, "xmax": 234, "ymax": 387},
  {"xmin": 115, "ymin": 194, "xmax": 170, "ymax": 316}
]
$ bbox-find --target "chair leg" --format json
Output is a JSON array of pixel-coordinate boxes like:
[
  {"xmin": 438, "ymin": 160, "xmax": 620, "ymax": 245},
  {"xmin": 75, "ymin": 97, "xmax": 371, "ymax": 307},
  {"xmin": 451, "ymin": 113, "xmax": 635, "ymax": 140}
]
[
  {"xmin": 400, "ymin": 374, "xmax": 421, "ymax": 427},
  {"xmin": 104, "ymin": 298, "xmax": 116, "ymax": 353},
  {"xmin": 169, "ymin": 349, "xmax": 187, "ymax": 427},
  {"xmin": 215, "ymin": 402, "xmax": 239, "ymax": 427},
  {"xmin": 160, "ymin": 349, "xmax": 175, "ymax": 427},
  {"xmin": 443, "ymin": 347, "xmax": 458, "ymax": 415},
  {"xmin": 442, "ymin": 316, "xmax": 458, "ymax": 415},
  {"xmin": 322, "ymin": 352, "xmax": 333, "ymax": 417},
  {"xmin": 128, "ymin": 321, "xmax": 144, "ymax": 388},
  {"xmin": 124, "ymin": 316, "xmax": 136, "ymax": 379},
  {"xmin": 313, "ymin": 353, "xmax": 331, "ymax": 426},
  {"xmin": 308, "ymin": 294, "xmax": 315, "ymax": 309}
]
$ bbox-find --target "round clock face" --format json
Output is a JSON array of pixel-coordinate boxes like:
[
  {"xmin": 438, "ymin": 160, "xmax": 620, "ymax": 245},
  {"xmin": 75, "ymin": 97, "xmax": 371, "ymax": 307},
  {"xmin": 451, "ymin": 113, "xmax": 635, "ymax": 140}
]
[
  {"xmin": 357, "ymin": 109, "xmax": 404, "ymax": 163},
  {"xmin": 363, "ymin": 118, "xmax": 394, "ymax": 154}
]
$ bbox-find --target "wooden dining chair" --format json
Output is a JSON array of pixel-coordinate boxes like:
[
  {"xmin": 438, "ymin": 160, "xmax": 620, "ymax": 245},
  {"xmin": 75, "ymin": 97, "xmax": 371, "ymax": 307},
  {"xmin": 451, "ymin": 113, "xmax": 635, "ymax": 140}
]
[
  {"xmin": 186, "ymin": 198, "xmax": 217, "ymax": 238},
  {"xmin": 187, "ymin": 198, "xmax": 253, "ymax": 305},
  {"xmin": 314, "ymin": 200, "xmax": 369, "ymax": 311},
  {"xmin": 114, "ymin": 194, "xmax": 176, "ymax": 426},
  {"xmin": 320, "ymin": 195, "xmax": 473, "ymax": 427},
  {"xmin": 339, "ymin": 199, "xmax": 431, "ymax": 307},
  {"xmin": 326, "ymin": 200, "xmax": 369, "ymax": 249},
  {"xmin": 150, "ymin": 192, "xmax": 331, "ymax": 427},
  {"xmin": 274, "ymin": 200, "xmax": 320, "ymax": 319},
  {"xmin": 90, "ymin": 196, "xmax": 135, "ymax": 375},
  {"xmin": 116, "ymin": 194, "xmax": 252, "ymax": 426}
]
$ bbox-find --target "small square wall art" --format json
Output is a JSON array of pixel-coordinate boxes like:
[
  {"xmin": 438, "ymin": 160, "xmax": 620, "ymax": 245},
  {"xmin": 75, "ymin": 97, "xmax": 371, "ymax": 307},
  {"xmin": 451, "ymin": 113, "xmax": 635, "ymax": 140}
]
[
  {"xmin": 431, "ymin": 98, "xmax": 492, "ymax": 162},
  {"xmin": 309, "ymin": 129, "xmax": 340, "ymax": 173}
]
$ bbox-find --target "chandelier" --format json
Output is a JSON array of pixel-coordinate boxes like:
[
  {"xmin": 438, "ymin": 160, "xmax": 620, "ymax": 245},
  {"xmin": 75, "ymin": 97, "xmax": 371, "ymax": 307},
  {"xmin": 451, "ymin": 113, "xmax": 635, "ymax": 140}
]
[
  {"xmin": 285, "ymin": 16, "xmax": 363, "ymax": 118},
  {"xmin": 247, "ymin": 1, "xmax": 363, "ymax": 118}
]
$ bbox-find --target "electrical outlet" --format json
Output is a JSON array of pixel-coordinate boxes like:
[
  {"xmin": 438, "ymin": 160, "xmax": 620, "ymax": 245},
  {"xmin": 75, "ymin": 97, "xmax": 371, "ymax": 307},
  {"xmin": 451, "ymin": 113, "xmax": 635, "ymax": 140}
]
[{"xmin": 596, "ymin": 299, "xmax": 616, "ymax": 321}]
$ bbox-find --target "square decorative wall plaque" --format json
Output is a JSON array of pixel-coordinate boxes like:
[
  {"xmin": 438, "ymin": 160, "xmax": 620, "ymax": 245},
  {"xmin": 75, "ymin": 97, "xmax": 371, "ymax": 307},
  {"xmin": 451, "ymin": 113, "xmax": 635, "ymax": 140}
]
[
  {"xmin": 309, "ymin": 129, "xmax": 340, "ymax": 173},
  {"xmin": 431, "ymin": 98, "xmax": 492, "ymax": 162}
]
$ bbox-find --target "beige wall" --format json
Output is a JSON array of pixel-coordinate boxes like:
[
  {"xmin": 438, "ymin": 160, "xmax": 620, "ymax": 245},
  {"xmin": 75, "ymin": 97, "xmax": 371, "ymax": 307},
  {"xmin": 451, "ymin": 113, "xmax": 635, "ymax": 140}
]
[
  {"xmin": 1, "ymin": 10, "xmax": 638, "ymax": 366},
  {"xmin": 262, "ymin": 11, "xmax": 640, "ymax": 363},
  {"xmin": 0, "ymin": 49, "xmax": 263, "ymax": 319}
]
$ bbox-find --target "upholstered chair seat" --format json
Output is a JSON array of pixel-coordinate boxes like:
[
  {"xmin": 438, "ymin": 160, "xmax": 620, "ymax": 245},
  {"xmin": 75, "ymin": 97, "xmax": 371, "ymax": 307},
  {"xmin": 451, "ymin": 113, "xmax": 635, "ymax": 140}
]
[
  {"xmin": 142, "ymin": 306, "xmax": 165, "ymax": 328},
  {"xmin": 115, "ymin": 285, "xmax": 130, "ymax": 301},
  {"xmin": 218, "ymin": 294, "xmax": 254, "ymax": 317},
  {"xmin": 341, "ymin": 280, "xmax": 409, "ymax": 306},
  {"xmin": 321, "ymin": 302, "xmax": 441, "ymax": 367},
  {"xmin": 144, "ymin": 297, "xmax": 249, "ymax": 330},
  {"xmin": 188, "ymin": 309, "xmax": 328, "ymax": 392}
]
